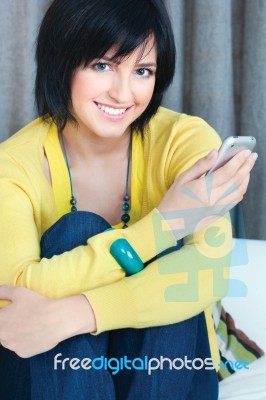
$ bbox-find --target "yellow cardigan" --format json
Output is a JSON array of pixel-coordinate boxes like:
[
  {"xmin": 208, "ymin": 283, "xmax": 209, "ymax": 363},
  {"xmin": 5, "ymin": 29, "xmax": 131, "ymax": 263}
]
[{"xmin": 0, "ymin": 107, "xmax": 232, "ymax": 367}]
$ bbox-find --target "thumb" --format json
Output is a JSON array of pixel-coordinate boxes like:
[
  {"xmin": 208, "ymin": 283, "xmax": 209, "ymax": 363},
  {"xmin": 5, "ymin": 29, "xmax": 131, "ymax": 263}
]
[
  {"xmin": 180, "ymin": 149, "xmax": 218, "ymax": 183},
  {"xmin": 0, "ymin": 285, "xmax": 15, "ymax": 301}
]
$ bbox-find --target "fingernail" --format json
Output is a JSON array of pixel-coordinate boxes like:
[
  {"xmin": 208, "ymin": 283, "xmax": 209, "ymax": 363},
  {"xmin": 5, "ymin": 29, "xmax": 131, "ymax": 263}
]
[
  {"xmin": 251, "ymin": 152, "xmax": 258, "ymax": 160},
  {"xmin": 243, "ymin": 150, "xmax": 251, "ymax": 158},
  {"xmin": 206, "ymin": 150, "xmax": 216, "ymax": 159}
]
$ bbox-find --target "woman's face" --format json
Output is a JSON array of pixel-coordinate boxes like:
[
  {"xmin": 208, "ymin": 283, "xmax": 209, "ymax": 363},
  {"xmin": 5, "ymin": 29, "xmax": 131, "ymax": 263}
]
[{"xmin": 69, "ymin": 37, "xmax": 157, "ymax": 139}]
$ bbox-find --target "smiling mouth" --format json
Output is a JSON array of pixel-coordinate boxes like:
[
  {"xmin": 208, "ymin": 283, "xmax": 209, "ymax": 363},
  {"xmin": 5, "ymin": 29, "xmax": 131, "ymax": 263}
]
[{"xmin": 95, "ymin": 102, "xmax": 130, "ymax": 116}]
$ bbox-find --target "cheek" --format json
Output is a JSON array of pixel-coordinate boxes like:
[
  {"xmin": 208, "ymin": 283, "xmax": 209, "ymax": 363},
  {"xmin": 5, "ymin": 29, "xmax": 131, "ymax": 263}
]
[
  {"xmin": 71, "ymin": 78, "xmax": 86, "ymax": 106},
  {"xmin": 71, "ymin": 72, "xmax": 103, "ymax": 103},
  {"xmin": 136, "ymin": 81, "xmax": 156, "ymax": 106},
  {"xmin": 72, "ymin": 82, "xmax": 93, "ymax": 103}
]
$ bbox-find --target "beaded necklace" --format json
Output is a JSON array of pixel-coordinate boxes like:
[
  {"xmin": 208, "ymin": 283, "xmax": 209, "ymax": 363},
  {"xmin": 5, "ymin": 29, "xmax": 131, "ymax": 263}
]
[{"xmin": 60, "ymin": 129, "xmax": 132, "ymax": 229}]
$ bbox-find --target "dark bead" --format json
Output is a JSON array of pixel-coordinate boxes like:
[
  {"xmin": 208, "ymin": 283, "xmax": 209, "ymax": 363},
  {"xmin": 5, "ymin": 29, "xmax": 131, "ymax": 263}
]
[
  {"xmin": 70, "ymin": 197, "xmax": 77, "ymax": 205},
  {"xmin": 71, "ymin": 206, "xmax": 77, "ymax": 212},
  {"xmin": 123, "ymin": 194, "xmax": 129, "ymax": 201},
  {"xmin": 121, "ymin": 213, "xmax": 130, "ymax": 223},
  {"xmin": 122, "ymin": 202, "xmax": 130, "ymax": 212}
]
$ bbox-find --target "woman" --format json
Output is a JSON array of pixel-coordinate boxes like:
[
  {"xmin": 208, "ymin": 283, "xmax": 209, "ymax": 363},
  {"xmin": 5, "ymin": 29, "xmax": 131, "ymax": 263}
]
[{"xmin": 0, "ymin": 0, "xmax": 257, "ymax": 399}]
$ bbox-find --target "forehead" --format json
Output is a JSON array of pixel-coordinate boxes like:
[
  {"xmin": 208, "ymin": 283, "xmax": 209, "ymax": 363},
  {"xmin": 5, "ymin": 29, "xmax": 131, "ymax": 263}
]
[{"xmin": 104, "ymin": 35, "xmax": 157, "ymax": 64}]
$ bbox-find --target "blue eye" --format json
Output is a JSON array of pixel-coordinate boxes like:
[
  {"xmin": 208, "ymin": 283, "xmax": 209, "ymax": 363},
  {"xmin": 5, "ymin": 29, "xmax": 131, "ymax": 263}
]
[
  {"xmin": 136, "ymin": 68, "xmax": 153, "ymax": 77},
  {"xmin": 94, "ymin": 63, "xmax": 110, "ymax": 71}
]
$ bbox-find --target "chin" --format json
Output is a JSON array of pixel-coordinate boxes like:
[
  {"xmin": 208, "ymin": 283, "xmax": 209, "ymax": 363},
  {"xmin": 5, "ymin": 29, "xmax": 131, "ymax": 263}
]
[
  {"xmin": 95, "ymin": 124, "xmax": 131, "ymax": 139},
  {"xmin": 102, "ymin": 131, "xmax": 129, "ymax": 139}
]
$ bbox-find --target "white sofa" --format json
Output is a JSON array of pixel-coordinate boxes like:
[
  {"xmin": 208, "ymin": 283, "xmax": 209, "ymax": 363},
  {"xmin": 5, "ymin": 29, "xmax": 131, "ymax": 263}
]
[
  {"xmin": 222, "ymin": 238, "xmax": 266, "ymax": 352},
  {"xmin": 219, "ymin": 239, "xmax": 266, "ymax": 399}
]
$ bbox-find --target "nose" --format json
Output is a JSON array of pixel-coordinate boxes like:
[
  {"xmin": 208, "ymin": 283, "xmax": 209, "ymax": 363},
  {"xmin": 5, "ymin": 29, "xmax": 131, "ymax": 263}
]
[{"xmin": 108, "ymin": 73, "xmax": 132, "ymax": 104}]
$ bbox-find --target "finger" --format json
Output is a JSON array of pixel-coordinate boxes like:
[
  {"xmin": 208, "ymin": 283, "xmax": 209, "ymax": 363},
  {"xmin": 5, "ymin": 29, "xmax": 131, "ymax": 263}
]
[
  {"xmin": 0, "ymin": 285, "xmax": 16, "ymax": 301},
  {"xmin": 213, "ymin": 150, "xmax": 257, "ymax": 186},
  {"xmin": 179, "ymin": 149, "xmax": 219, "ymax": 183},
  {"xmin": 215, "ymin": 155, "xmax": 254, "ymax": 198},
  {"xmin": 211, "ymin": 173, "xmax": 250, "ymax": 208},
  {"xmin": 231, "ymin": 154, "xmax": 256, "ymax": 188},
  {"xmin": 237, "ymin": 175, "xmax": 250, "ymax": 197},
  {"xmin": 228, "ymin": 151, "xmax": 258, "ymax": 180}
]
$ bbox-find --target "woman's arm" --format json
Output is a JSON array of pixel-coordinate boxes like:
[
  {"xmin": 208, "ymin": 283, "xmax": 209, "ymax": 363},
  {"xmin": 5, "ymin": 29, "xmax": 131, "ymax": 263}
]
[
  {"xmin": 0, "ymin": 166, "xmax": 176, "ymax": 303},
  {"xmin": 0, "ymin": 148, "xmax": 247, "ymax": 302},
  {"xmin": 0, "ymin": 121, "xmax": 256, "ymax": 304},
  {"xmin": 83, "ymin": 212, "xmax": 233, "ymax": 333},
  {"xmin": 0, "ymin": 211, "xmax": 232, "ymax": 357},
  {"xmin": 0, "ymin": 286, "xmax": 94, "ymax": 358},
  {"xmin": 0, "ymin": 121, "xmax": 256, "ymax": 357}
]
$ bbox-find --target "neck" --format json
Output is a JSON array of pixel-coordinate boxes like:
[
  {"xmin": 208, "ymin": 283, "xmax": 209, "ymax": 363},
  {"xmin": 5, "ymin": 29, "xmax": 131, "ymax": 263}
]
[
  {"xmin": 59, "ymin": 121, "xmax": 133, "ymax": 228},
  {"xmin": 62, "ymin": 122, "xmax": 131, "ymax": 162}
]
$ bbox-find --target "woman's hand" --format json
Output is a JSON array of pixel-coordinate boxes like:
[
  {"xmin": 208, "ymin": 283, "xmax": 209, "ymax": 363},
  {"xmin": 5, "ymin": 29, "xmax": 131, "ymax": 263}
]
[
  {"xmin": 0, "ymin": 285, "xmax": 96, "ymax": 358},
  {"xmin": 158, "ymin": 149, "xmax": 258, "ymax": 240}
]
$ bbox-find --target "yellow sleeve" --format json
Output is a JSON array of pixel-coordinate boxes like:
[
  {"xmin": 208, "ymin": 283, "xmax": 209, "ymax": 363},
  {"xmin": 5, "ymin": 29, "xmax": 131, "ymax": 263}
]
[
  {"xmin": 83, "ymin": 212, "xmax": 232, "ymax": 332},
  {"xmin": 0, "ymin": 150, "xmax": 176, "ymax": 305}
]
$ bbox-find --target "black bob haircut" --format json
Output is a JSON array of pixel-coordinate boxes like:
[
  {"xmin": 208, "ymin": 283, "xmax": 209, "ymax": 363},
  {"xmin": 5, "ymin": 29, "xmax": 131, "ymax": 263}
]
[{"xmin": 35, "ymin": 0, "xmax": 176, "ymax": 135}]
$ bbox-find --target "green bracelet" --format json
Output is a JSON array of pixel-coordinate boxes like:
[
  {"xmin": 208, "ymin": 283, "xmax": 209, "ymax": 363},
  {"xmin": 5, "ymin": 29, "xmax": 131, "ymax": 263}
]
[{"xmin": 110, "ymin": 239, "xmax": 144, "ymax": 276}]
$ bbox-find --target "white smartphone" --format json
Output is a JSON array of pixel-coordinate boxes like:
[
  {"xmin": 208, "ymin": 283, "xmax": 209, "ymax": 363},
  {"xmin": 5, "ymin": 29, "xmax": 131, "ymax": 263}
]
[{"xmin": 207, "ymin": 135, "xmax": 256, "ymax": 174}]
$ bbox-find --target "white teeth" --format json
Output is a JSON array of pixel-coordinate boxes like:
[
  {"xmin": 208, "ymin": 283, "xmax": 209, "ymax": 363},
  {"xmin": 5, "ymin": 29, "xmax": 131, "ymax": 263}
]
[{"xmin": 97, "ymin": 103, "xmax": 127, "ymax": 115}]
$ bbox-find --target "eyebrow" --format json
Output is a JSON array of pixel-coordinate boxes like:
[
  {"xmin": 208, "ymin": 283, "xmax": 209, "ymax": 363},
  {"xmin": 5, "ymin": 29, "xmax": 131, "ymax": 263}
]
[
  {"xmin": 100, "ymin": 56, "xmax": 157, "ymax": 68},
  {"xmin": 136, "ymin": 62, "xmax": 157, "ymax": 68}
]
